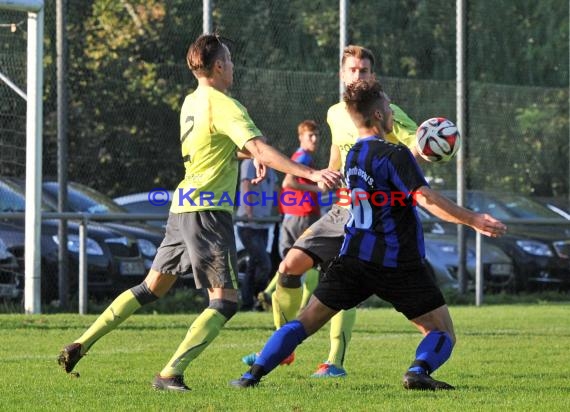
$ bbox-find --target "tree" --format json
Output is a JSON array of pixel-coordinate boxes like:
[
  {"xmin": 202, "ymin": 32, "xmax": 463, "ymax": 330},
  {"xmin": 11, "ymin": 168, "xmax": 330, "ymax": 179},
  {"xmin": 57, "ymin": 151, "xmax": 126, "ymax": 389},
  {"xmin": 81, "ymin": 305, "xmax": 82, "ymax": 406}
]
[{"xmin": 22, "ymin": 0, "xmax": 568, "ymax": 199}]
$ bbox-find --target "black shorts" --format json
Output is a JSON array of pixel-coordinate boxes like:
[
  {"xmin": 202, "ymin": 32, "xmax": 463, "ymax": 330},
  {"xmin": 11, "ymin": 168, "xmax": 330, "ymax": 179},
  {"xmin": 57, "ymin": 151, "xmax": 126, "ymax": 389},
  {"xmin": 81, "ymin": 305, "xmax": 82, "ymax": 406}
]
[{"xmin": 313, "ymin": 255, "xmax": 446, "ymax": 320}]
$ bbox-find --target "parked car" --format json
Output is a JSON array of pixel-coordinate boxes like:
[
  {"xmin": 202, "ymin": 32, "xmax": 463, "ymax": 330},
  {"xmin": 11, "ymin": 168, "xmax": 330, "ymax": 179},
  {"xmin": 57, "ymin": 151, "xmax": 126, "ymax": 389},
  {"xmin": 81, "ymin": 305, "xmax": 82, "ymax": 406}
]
[
  {"xmin": 38, "ymin": 180, "xmax": 164, "ymax": 271},
  {"xmin": 417, "ymin": 207, "xmax": 514, "ymax": 291},
  {"xmin": 545, "ymin": 204, "xmax": 570, "ymax": 220},
  {"xmin": 534, "ymin": 198, "xmax": 570, "ymax": 220},
  {"xmin": 116, "ymin": 191, "xmax": 514, "ymax": 292},
  {"xmin": 0, "ymin": 178, "xmax": 148, "ymax": 302},
  {"xmin": 114, "ymin": 192, "xmax": 170, "ymax": 228},
  {"xmin": 0, "ymin": 236, "xmax": 21, "ymax": 300},
  {"xmin": 114, "ymin": 190, "xmax": 279, "ymax": 284},
  {"xmin": 441, "ymin": 190, "xmax": 570, "ymax": 291}
]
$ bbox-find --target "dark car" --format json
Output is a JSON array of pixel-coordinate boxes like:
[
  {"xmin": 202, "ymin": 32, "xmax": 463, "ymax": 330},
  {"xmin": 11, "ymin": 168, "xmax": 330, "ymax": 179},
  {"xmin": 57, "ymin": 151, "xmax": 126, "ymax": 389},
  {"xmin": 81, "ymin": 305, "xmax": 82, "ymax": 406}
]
[
  {"xmin": 441, "ymin": 190, "xmax": 570, "ymax": 291},
  {"xmin": 39, "ymin": 181, "xmax": 164, "ymax": 271},
  {"xmin": 0, "ymin": 178, "xmax": 148, "ymax": 301},
  {"xmin": 0, "ymin": 236, "xmax": 21, "ymax": 301},
  {"xmin": 418, "ymin": 208, "xmax": 514, "ymax": 291}
]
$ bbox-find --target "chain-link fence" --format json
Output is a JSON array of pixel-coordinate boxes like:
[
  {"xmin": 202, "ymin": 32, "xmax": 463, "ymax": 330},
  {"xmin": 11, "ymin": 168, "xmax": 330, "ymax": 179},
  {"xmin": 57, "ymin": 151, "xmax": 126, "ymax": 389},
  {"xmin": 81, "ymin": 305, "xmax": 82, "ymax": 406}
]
[
  {"xmin": 0, "ymin": 9, "xmax": 27, "ymax": 176},
  {"xmin": 1, "ymin": 1, "xmax": 569, "ymax": 196},
  {"xmin": 0, "ymin": 1, "xmax": 569, "ymax": 308}
]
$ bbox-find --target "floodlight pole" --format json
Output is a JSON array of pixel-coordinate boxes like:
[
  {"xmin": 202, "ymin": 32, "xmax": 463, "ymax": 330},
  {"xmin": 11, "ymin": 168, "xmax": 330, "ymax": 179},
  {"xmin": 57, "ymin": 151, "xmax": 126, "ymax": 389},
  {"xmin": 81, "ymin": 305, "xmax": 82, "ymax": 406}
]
[
  {"xmin": 456, "ymin": 0, "xmax": 469, "ymax": 296},
  {"xmin": 57, "ymin": 0, "xmax": 70, "ymax": 309},
  {"xmin": 203, "ymin": 0, "xmax": 212, "ymax": 33},
  {"xmin": 339, "ymin": 0, "xmax": 348, "ymax": 98}
]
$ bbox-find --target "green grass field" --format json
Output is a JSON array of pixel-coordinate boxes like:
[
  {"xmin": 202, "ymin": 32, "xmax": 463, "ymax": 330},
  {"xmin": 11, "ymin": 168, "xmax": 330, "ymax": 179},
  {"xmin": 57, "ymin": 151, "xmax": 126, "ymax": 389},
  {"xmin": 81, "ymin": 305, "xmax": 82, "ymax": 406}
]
[{"xmin": 1, "ymin": 304, "xmax": 569, "ymax": 411}]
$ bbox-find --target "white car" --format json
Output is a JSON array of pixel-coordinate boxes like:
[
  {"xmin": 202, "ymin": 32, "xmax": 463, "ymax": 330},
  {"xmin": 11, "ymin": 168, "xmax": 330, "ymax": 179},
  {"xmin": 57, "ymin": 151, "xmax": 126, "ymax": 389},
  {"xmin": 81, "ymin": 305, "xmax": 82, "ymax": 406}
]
[{"xmin": 114, "ymin": 191, "xmax": 277, "ymax": 285}]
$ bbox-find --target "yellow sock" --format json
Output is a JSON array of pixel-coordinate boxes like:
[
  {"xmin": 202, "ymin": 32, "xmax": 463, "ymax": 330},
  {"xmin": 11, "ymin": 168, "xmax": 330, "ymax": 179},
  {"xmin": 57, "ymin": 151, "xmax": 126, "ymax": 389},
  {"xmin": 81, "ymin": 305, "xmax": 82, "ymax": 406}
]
[
  {"xmin": 272, "ymin": 283, "xmax": 302, "ymax": 329},
  {"xmin": 327, "ymin": 308, "xmax": 356, "ymax": 366},
  {"xmin": 160, "ymin": 308, "xmax": 227, "ymax": 377},
  {"xmin": 263, "ymin": 272, "xmax": 279, "ymax": 295},
  {"xmin": 76, "ymin": 289, "xmax": 141, "ymax": 354},
  {"xmin": 271, "ymin": 291, "xmax": 281, "ymax": 328},
  {"xmin": 300, "ymin": 268, "xmax": 319, "ymax": 309}
]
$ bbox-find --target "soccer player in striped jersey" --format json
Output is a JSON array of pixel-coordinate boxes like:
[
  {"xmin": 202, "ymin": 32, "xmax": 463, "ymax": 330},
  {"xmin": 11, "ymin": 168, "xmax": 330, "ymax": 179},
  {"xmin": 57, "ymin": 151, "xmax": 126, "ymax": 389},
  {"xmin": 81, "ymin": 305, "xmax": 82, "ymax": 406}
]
[
  {"xmin": 245, "ymin": 45, "xmax": 419, "ymax": 378},
  {"xmin": 231, "ymin": 79, "xmax": 506, "ymax": 390},
  {"xmin": 57, "ymin": 33, "xmax": 341, "ymax": 392}
]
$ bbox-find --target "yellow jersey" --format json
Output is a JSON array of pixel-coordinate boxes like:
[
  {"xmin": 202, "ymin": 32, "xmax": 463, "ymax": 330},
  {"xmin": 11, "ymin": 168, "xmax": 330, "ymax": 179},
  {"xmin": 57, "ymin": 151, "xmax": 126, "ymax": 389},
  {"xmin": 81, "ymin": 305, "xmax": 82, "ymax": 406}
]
[
  {"xmin": 171, "ymin": 86, "xmax": 262, "ymax": 213},
  {"xmin": 327, "ymin": 101, "xmax": 417, "ymax": 173}
]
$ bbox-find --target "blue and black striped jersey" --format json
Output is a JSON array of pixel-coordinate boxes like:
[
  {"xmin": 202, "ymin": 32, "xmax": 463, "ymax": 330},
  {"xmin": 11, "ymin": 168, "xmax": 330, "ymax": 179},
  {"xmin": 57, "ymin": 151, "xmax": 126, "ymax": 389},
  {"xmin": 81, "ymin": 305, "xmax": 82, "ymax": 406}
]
[{"xmin": 339, "ymin": 136, "xmax": 429, "ymax": 268}]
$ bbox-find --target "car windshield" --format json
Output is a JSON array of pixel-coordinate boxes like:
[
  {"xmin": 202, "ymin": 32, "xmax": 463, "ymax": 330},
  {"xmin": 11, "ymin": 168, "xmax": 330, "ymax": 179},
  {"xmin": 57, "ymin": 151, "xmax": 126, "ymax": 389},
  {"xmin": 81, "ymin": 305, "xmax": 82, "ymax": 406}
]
[
  {"xmin": 470, "ymin": 193, "xmax": 562, "ymax": 219},
  {"xmin": 121, "ymin": 200, "xmax": 171, "ymax": 214},
  {"xmin": 441, "ymin": 191, "xmax": 563, "ymax": 220},
  {"xmin": 43, "ymin": 182, "xmax": 127, "ymax": 214},
  {"xmin": 0, "ymin": 180, "xmax": 54, "ymax": 212}
]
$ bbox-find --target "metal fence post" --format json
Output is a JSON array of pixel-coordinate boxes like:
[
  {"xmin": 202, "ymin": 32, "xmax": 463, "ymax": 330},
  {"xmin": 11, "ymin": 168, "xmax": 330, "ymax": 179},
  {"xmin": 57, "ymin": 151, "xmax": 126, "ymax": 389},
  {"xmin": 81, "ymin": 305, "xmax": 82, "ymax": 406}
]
[
  {"xmin": 203, "ymin": 0, "xmax": 212, "ymax": 34},
  {"xmin": 339, "ymin": 0, "xmax": 347, "ymax": 98},
  {"xmin": 475, "ymin": 231, "xmax": 483, "ymax": 306},
  {"xmin": 78, "ymin": 216, "xmax": 87, "ymax": 314}
]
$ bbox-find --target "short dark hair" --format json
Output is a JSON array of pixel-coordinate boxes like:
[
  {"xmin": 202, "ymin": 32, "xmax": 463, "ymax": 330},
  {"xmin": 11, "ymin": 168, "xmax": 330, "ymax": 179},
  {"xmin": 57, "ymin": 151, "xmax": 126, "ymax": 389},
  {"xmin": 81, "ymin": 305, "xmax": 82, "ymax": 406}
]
[
  {"xmin": 341, "ymin": 45, "xmax": 376, "ymax": 70},
  {"xmin": 186, "ymin": 34, "xmax": 227, "ymax": 77},
  {"xmin": 343, "ymin": 80, "xmax": 386, "ymax": 128}
]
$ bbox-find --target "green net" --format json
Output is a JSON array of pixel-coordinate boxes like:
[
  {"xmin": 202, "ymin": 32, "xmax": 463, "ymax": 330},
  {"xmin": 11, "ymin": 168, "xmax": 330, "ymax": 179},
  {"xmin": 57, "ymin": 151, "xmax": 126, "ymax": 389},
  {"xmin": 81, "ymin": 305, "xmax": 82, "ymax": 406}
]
[{"xmin": 0, "ymin": 10, "xmax": 27, "ymax": 176}]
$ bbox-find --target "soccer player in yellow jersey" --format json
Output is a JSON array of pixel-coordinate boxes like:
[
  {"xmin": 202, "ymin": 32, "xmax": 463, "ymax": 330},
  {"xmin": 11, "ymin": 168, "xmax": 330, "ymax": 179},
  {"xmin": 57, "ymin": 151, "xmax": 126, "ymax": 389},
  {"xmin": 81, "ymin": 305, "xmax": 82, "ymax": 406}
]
[
  {"xmin": 245, "ymin": 45, "xmax": 422, "ymax": 377},
  {"xmin": 57, "ymin": 33, "xmax": 340, "ymax": 392}
]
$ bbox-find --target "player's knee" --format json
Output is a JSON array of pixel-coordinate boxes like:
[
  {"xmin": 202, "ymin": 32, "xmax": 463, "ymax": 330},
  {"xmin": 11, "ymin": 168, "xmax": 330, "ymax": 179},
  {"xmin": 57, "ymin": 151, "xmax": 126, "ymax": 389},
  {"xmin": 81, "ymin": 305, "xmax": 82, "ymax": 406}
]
[
  {"xmin": 209, "ymin": 299, "xmax": 238, "ymax": 320},
  {"xmin": 130, "ymin": 282, "xmax": 159, "ymax": 306},
  {"xmin": 279, "ymin": 250, "xmax": 313, "ymax": 275},
  {"xmin": 278, "ymin": 272, "xmax": 302, "ymax": 288}
]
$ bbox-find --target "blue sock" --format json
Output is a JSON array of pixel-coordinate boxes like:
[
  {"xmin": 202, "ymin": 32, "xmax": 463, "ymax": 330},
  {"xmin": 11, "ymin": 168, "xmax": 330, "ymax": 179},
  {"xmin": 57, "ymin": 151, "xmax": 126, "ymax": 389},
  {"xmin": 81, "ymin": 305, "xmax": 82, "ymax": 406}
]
[
  {"xmin": 408, "ymin": 331, "xmax": 453, "ymax": 375},
  {"xmin": 245, "ymin": 320, "xmax": 307, "ymax": 380}
]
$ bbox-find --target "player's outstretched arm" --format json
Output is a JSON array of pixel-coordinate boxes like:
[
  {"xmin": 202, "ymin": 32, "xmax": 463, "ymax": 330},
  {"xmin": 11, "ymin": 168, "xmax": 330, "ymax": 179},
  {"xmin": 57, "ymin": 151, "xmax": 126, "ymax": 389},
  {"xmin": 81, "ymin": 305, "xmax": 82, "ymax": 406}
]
[
  {"xmin": 413, "ymin": 186, "xmax": 507, "ymax": 238},
  {"xmin": 236, "ymin": 149, "xmax": 252, "ymax": 160},
  {"xmin": 282, "ymin": 173, "xmax": 324, "ymax": 193},
  {"xmin": 244, "ymin": 137, "xmax": 341, "ymax": 189}
]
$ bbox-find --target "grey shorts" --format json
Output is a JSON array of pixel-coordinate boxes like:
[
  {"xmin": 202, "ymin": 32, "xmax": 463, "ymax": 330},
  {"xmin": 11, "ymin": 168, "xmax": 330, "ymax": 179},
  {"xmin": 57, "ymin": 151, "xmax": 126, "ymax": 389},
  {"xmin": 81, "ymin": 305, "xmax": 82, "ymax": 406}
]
[
  {"xmin": 291, "ymin": 204, "xmax": 350, "ymax": 268},
  {"xmin": 151, "ymin": 211, "xmax": 238, "ymax": 289},
  {"xmin": 279, "ymin": 214, "xmax": 320, "ymax": 258}
]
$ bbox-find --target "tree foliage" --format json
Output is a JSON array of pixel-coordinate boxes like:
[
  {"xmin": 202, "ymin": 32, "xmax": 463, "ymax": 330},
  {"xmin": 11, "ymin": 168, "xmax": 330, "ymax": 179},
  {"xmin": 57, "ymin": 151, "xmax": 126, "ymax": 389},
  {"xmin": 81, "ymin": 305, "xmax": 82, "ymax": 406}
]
[{"xmin": 2, "ymin": 0, "xmax": 567, "ymax": 197}]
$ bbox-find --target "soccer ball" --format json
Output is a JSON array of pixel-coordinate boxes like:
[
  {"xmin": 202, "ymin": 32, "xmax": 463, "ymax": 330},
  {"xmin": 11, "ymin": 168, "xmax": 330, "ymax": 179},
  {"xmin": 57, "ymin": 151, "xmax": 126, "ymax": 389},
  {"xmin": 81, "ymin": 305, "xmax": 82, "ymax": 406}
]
[{"xmin": 416, "ymin": 117, "xmax": 461, "ymax": 162}]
